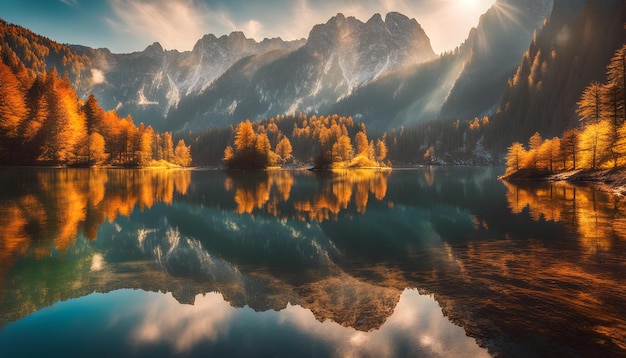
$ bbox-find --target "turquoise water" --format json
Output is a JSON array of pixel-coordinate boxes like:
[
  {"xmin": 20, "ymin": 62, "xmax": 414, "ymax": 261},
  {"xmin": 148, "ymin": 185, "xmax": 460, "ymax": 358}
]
[{"xmin": 0, "ymin": 167, "xmax": 624, "ymax": 357}]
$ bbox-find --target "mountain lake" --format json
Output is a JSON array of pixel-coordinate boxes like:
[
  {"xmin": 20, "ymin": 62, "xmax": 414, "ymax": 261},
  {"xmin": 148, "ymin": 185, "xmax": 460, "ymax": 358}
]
[{"xmin": 0, "ymin": 167, "xmax": 624, "ymax": 357}]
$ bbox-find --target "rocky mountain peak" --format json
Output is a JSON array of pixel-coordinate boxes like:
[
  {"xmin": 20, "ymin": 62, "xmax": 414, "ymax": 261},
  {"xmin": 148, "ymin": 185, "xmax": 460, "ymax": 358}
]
[
  {"xmin": 384, "ymin": 12, "xmax": 411, "ymax": 25},
  {"xmin": 366, "ymin": 13, "xmax": 384, "ymax": 25},
  {"xmin": 384, "ymin": 12, "xmax": 423, "ymax": 36},
  {"xmin": 225, "ymin": 31, "xmax": 250, "ymax": 46},
  {"xmin": 143, "ymin": 42, "xmax": 164, "ymax": 56},
  {"xmin": 306, "ymin": 12, "xmax": 434, "ymax": 59},
  {"xmin": 332, "ymin": 12, "xmax": 347, "ymax": 23}
]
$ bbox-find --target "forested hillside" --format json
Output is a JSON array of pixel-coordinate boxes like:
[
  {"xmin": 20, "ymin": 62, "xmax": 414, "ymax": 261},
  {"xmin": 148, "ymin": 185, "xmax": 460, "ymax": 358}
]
[
  {"xmin": 0, "ymin": 19, "xmax": 92, "ymax": 93},
  {"xmin": 504, "ymin": 45, "xmax": 626, "ymax": 176},
  {"xmin": 0, "ymin": 21, "xmax": 192, "ymax": 167},
  {"xmin": 1, "ymin": 0, "xmax": 624, "ymax": 167},
  {"xmin": 491, "ymin": 0, "xmax": 626, "ymax": 150},
  {"xmin": 439, "ymin": 0, "xmax": 554, "ymax": 120}
]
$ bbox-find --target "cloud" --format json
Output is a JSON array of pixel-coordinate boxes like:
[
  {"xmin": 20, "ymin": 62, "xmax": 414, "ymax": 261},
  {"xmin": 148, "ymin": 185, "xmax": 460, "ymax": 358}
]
[
  {"xmin": 104, "ymin": 0, "xmax": 494, "ymax": 53},
  {"xmin": 242, "ymin": 20, "xmax": 263, "ymax": 40},
  {"xmin": 91, "ymin": 69, "xmax": 106, "ymax": 84},
  {"xmin": 90, "ymin": 253, "xmax": 105, "ymax": 271},
  {"xmin": 107, "ymin": 0, "xmax": 235, "ymax": 51},
  {"xmin": 132, "ymin": 292, "xmax": 234, "ymax": 352},
  {"xmin": 125, "ymin": 288, "xmax": 489, "ymax": 356},
  {"xmin": 252, "ymin": 0, "xmax": 494, "ymax": 52},
  {"xmin": 60, "ymin": 0, "xmax": 79, "ymax": 7}
]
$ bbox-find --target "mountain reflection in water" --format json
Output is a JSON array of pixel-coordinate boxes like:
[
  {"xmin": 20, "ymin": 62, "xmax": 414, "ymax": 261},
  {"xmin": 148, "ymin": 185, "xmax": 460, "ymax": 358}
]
[
  {"xmin": 0, "ymin": 167, "xmax": 624, "ymax": 357},
  {"xmin": 0, "ymin": 288, "xmax": 488, "ymax": 358}
]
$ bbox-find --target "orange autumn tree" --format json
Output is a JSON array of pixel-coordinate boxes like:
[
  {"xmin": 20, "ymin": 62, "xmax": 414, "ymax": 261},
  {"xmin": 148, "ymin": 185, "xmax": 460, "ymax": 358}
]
[
  {"xmin": 174, "ymin": 140, "xmax": 192, "ymax": 167},
  {"xmin": 275, "ymin": 136, "xmax": 293, "ymax": 164},
  {"xmin": 0, "ymin": 63, "xmax": 192, "ymax": 167},
  {"xmin": 223, "ymin": 115, "xmax": 389, "ymax": 169},
  {"xmin": 224, "ymin": 119, "xmax": 269, "ymax": 169},
  {"xmin": 505, "ymin": 142, "xmax": 527, "ymax": 175},
  {"xmin": 504, "ymin": 44, "xmax": 626, "ymax": 175},
  {"xmin": 0, "ymin": 62, "xmax": 28, "ymax": 146}
]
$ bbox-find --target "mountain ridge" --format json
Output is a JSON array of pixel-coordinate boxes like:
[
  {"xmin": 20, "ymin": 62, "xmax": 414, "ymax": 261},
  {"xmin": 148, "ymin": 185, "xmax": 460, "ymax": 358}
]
[
  {"xmin": 165, "ymin": 11, "xmax": 437, "ymax": 131},
  {"xmin": 2, "ymin": 0, "xmax": 623, "ymax": 165},
  {"xmin": 67, "ymin": 31, "xmax": 306, "ymax": 129},
  {"xmin": 0, "ymin": 4, "xmax": 554, "ymax": 134}
]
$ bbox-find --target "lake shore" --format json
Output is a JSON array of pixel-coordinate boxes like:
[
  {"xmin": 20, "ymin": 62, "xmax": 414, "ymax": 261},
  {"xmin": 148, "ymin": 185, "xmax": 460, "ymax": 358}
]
[{"xmin": 500, "ymin": 168, "xmax": 626, "ymax": 197}]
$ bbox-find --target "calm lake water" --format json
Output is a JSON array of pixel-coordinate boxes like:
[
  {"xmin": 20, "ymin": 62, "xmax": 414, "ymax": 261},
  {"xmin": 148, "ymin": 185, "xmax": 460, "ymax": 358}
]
[{"xmin": 0, "ymin": 167, "xmax": 624, "ymax": 357}]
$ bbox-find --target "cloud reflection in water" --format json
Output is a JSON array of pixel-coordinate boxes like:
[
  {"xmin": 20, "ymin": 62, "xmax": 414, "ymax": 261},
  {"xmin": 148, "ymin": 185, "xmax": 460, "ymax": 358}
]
[{"xmin": 125, "ymin": 288, "xmax": 489, "ymax": 357}]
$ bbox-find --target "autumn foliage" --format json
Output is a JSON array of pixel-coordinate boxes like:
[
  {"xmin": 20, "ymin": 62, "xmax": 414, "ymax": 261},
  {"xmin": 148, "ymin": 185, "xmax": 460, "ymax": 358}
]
[
  {"xmin": 224, "ymin": 169, "xmax": 390, "ymax": 221},
  {"xmin": 223, "ymin": 114, "xmax": 388, "ymax": 169},
  {"xmin": 0, "ymin": 61, "xmax": 192, "ymax": 166},
  {"xmin": 504, "ymin": 45, "xmax": 626, "ymax": 176}
]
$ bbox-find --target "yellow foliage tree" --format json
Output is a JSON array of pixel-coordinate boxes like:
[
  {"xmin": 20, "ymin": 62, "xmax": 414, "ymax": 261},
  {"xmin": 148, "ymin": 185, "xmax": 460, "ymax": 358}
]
[
  {"xmin": 505, "ymin": 142, "xmax": 527, "ymax": 175},
  {"xmin": 375, "ymin": 138, "xmax": 388, "ymax": 163},
  {"xmin": 577, "ymin": 82, "xmax": 603, "ymax": 125},
  {"xmin": 559, "ymin": 128, "xmax": 579, "ymax": 170},
  {"xmin": 275, "ymin": 136, "xmax": 293, "ymax": 163},
  {"xmin": 174, "ymin": 139, "xmax": 192, "ymax": 167},
  {"xmin": 235, "ymin": 120, "xmax": 256, "ymax": 153},
  {"xmin": 223, "ymin": 145, "xmax": 234, "ymax": 162},
  {"xmin": 0, "ymin": 62, "xmax": 27, "ymax": 140},
  {"xmin": 606, "ymin": 45, "xmax": 626, "ymax": 125},
  {"xmin": 354, "ymin": 131, "xmax": 369, "ymax": 156},
  {"xmin": 255, "ymin": 132, "xmax": 271, "ymax": 156},
  {"xmin": 578, "ymin": 120, "xmax": 612, "ymax": 169},
  {"xmin": 526, "ymin": 132, "xmax": 543, "ymax": 168},
  {"xmin": 332, "ymin": 135, "xmax": 353, "ymax": 162},
  {"xmin": 88, "ymin": 132, "xmax": 107, "ymax": 165}
]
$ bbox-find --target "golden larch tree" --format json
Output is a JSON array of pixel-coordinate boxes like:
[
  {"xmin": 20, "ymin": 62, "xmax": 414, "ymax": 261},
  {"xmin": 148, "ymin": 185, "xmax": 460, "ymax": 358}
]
[
  {"xmin": 578, "ymin": 120, "xmax": 612, "ymax": 169},
  {"xmin": 606, "ymin": 45, "xmax": 626, "ymax": 125},
  {"xmin": 559, "ymin": 128, "xmax": 579, "ymax": 170},
  {"xmin": 332, "ymin": 135, "xmax": 353, "ymax": 162},
  {"xmin": 0, "ymin": 62, "xmax": 27, "ymax": 140},
  {"xmin": 375, "ymin": 139, "xmax": 388, "ymax": 162},
  {"xmin": 354, "ymin": 131, "xmax": 369, "ymax": 156},
  {"xmin": 234, "ymin": 120, "xmax": 256, "ymax": 153},
  {"xmin": 275, "ymin": 136, "xmax": 293, "ymax": 163},
  {"xmin": 505, "ymin": 142, "xmax": 527, "ymax": 175},
  {"xmin": 577, "ymin": 82, "xmax": 603, "ymax": 125},
  {"xmin": 174, "ymin": 139, "xmax": 192, "ymax": 167}
]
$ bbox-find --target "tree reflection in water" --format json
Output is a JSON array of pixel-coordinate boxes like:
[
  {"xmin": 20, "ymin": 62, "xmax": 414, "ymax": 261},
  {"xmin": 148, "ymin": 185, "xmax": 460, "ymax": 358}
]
[
  {"xmin": 0, "ymin": 168, "xmax": 624, "ymax": 357},
  {"xmin": 0, "ymin": 168, "xmax": 191, "ymax": 277},
  {"xmin": 226, "ymin": 169, "xmax": 391, "ymax": 221},
  {"xmin": 502, "ymin": 180, "xmax": 626, "ymax": 254}
]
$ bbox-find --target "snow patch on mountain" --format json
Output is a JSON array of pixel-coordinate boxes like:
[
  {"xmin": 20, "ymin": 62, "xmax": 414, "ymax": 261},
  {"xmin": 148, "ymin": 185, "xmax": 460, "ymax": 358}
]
[{"xmin": 138, "ymin": 87, "xmax": 159, "ymax": 106}]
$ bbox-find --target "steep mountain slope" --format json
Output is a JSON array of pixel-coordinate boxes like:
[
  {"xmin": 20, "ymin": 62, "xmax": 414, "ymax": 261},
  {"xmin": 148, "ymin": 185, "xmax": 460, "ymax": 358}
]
[
  {"xmin": 0, "ymin": 19, "xmax": 92, "ymax": 92},
  {"xmin": 166, "ymin": 12, "xmax": 436, "ymax": 132},
  {"xmin": 489, "ymin": 0, "xmax": 626, "ymax": 149},
  {"xmin": 329, "ymin": 52, "xmax": 466, "ymax": 132},
  {"xmin": 439, "ymin": 0, "xmax": 555, "ymax": 120},
  {"xmin": 72, "ymin": 33, "xmax": 304, "ymax": 130}
]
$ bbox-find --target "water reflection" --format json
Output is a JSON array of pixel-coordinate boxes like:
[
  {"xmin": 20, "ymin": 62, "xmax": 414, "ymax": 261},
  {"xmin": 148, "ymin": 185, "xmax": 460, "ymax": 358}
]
[
  {"xmin": 0, "ymin": 288, "xmax": 488, "ymax": 358},
  {"xmin": 0, "ymin": 168, "xmax": 624, "ymax": 357},
  {"xmin": 0, "ymin": 169, "xmax": 190, "ymax": 276},
  {"xmin": 225, "ymin": 169, "xmax": 391, "ymax": 221},
  {"xmin": 502, "ymin": 180, "xmax": 626, "ymax": 254}
]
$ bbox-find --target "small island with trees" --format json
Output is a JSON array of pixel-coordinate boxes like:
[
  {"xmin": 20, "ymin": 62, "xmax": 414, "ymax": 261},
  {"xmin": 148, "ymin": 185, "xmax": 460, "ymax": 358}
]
[
  {"xmin": 501, "ymin": 45, "xmax": 626, "ymax": 196},
  {"xmin": 222, "ymin": 114, "xmax": 390, "ymax": 170}
]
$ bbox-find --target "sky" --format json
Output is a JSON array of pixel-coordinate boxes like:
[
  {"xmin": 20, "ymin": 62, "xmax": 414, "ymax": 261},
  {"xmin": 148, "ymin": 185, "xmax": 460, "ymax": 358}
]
[{"xmin": 0, "ymin": 0, "xmax": 495, "ymax": 54}]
